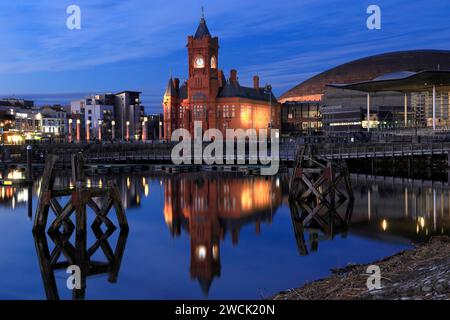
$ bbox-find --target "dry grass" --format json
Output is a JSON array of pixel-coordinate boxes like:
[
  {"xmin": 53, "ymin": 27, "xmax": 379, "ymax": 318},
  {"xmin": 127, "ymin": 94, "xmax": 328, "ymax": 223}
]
[{"xmin": 273, "ymin": 236, "xmax": 450, "ymax": 300}]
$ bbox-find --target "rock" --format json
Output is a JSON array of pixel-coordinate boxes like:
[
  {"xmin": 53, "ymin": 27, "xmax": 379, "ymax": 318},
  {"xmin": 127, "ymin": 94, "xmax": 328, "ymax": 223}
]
[
  {"xmin": 422, "ymin": 286, "xmax": 433, "ymax": 293},
  {"xmin": 434, "ymin": 284, "xmax": 445, "ymax": 293},
  {"xmin": 369, "ymin": 289, "xmax": 383, "ymax": 295}
]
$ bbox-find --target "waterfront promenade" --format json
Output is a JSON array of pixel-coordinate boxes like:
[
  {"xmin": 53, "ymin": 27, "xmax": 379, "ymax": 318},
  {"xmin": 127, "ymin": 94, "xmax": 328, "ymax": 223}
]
[{"xmin": 2, "ymin": 138, "xmax": 450, "ymax": 166}]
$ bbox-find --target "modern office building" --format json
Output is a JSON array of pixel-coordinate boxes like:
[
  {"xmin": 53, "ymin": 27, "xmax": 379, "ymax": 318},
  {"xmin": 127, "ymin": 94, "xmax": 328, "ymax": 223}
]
[
  {"xmin": 322, "ymin": 85, "xmax": 408, "ymax": 133},
  {"xmin": 144, "ymin": 114, "xmax": 164, "ymax": 141},
  {"xmin": 281, "ymin": 101, "xmax": 322, "ymax": 135},
  {"xmin": 114, "ymin": 91, "xmax": 143, "ymax": 141},
  {"xmin": 280, "ymin": 50, "xmax": 450, "ymax": 134},
  {"xmin": 71, "ymin": 92, "xmax": 142, "ymax": 141},
  {"xmin": 71, "ymin": 94, "xmax": 115, "ymax": 141},
  {"xmin": 163, "ymin": 15, "xmax": 280, "ymax": 141},
  {"xmin": 323, "ymin": 71, "xmax": 450, "ymax": 133},
  {"xmin": 280, "ymin": 50, "xmax": 450, "ymax": 103}
]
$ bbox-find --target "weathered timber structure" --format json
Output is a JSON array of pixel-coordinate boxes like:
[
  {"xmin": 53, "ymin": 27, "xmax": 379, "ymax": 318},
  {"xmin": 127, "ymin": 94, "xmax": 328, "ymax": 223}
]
[
  {"xmin": 32, "ymin": 152, "xmax": 129, "ymax": 299},
  {"xmin": 289, "ymin": 145, "xmax": 354, "ymax": 255},
  {"xmin": 33, "ymin": 153, "xmax": 128, "ymax": 233},
  {"xmin": 33, "ymin": 226, "xmax": 128, "ymax": 300}
]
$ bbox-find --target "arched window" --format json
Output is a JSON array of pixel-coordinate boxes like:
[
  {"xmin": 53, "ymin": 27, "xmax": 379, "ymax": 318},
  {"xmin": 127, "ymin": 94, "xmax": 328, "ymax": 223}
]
[{"xmin": 211, "ymin": 56, "xmax": 217, "ymax": 69}]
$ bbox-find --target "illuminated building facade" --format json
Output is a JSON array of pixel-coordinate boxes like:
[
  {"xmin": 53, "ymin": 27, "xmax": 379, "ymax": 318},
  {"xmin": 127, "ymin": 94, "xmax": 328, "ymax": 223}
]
[
  {"xmin": 280, "ymin": 50, "xmax": 450, "ymax": 134},
  {"xmin": 323, "ymin": 86, "xmax": 407, "ymax": 133},
  {"xmin": 411, "ymin": 91, "xmax": 450, "ymax": 128},
  {"xmin": 39, "ymin": 106, "xmax": 67, "ymax": 136},
  {"xmin": 281, "ymin": 101, "xmax": 322, "ymax": 135},
  {"xmin": 0, "ymin": 103, "xmax": 67, "ymax": 143},
  {"xmin": 163, "ymin": 16, "xmax": 280, "ymax": 141},
  {"xmin": 71, "ymin": 92, "xmax": 144, "ymax": 142},
  {"xmin": 323, "ymin": 70, "xmax": 450, "ymax": 133}
]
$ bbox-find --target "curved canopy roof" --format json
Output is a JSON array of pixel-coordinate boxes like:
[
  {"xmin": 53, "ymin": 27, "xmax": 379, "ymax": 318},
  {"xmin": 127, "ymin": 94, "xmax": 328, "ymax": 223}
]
[
  {"xmin": 328, "ymin": 70, "xmax": 450, "ymax": 93},
  {"xmin": 280, "ymin": 50, "xmax": 450, "ymax": 101}
]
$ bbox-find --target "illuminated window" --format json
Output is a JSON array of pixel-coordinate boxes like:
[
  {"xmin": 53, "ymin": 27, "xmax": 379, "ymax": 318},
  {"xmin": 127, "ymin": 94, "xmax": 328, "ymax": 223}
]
[{"xmin": 211, "ymin": 56, "xmax": 217, "ymax": 69}]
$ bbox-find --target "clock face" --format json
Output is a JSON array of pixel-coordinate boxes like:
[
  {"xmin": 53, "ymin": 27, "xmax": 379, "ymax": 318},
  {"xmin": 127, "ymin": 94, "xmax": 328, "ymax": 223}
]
[{"xmin": 194, "ymin": 56, "xmax": 205, "ymax": 68}]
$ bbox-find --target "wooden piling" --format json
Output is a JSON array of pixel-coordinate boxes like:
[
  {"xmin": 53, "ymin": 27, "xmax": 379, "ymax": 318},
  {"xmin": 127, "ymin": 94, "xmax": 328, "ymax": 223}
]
[
  {"xmin": 288, "ymin": 145, "xmax": 354, "ymax": 254},
  {"xmin": 33, "ymin": 151, "xmax": 129, "ymax": 300}
]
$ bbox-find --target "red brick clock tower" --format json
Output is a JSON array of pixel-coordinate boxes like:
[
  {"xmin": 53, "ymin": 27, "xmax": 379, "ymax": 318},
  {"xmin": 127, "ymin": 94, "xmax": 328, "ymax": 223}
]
[
  {"xmin": 162, "ymin": 11, "xmax": 281, "ymax": 141},
  {"xmin": 187, "ymin": 13, "xmax": 220, "ymax": 133}
]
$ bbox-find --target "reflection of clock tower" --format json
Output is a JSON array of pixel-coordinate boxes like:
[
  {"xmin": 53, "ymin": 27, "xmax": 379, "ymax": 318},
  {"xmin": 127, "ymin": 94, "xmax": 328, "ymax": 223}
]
[{"xmin": 187, "ymin": 13, "xmax": 220, "ymax": 132}]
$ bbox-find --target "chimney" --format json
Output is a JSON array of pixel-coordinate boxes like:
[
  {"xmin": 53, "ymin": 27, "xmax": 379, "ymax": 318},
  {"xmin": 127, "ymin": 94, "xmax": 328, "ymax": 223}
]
[
  {"xmin": 230, "ymin": 69, "xmax": 238, "ymax": 84},
  {"xmin": 253, "ymin": 75, "xmax": 260, "ymax": 89}
]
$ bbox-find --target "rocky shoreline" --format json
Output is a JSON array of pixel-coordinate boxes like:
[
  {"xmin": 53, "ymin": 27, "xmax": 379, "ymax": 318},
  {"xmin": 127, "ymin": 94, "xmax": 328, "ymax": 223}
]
[{"xmin": 273, "ymin": 236, "xmax": 450, "ymax": 300}]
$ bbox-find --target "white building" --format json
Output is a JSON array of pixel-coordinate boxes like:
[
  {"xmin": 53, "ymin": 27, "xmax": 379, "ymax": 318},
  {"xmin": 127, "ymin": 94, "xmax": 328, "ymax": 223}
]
[
  {"xmin": 70, "ymin": 94, "xmax": 115, "ymax": 139},
  {"xmin": 40, "ymin": 106, "xmax": 67, "ymax": 136},
  {"xmin": 71, "ymin": 92, "xmax": 143, "ymax": 141}
]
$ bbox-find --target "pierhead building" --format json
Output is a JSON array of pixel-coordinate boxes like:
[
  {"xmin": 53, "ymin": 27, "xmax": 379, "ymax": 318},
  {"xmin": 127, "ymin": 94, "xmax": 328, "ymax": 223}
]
[{"xmin": 163, "ymin": 15, "xmax": 280, "ymax": 141}]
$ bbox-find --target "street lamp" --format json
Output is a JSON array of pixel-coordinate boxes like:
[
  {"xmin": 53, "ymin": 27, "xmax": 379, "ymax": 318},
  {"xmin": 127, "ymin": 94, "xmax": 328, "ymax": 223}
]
[
  {"xmin": 142, "ymin": 117, "xmax": 148, "ymax": 142},
  {"xmin": 86, "ymin": 119, "xmax": 91, "ymax": 143},
  {"xmin": 111, "ymin": 120, "xmax": 116, "ymax": 141},
  {"xmin": 68, "ymin": 118, "xmax": 73, "ymax": 143},
  {"xmin": 126, "ymin": 121, "xmax": 130, "ymax": 141},
  {"xmin": 76, "ymin": 119, "xmax": 81, "ymax": 143},
  {"xmin": 98, "ymin": 120, "xmax": 103, "ymax": 142}
]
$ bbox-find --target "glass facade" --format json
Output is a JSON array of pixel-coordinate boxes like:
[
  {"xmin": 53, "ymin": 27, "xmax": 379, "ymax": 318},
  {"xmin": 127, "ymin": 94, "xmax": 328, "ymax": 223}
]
[{"xmin": 412, "ymin": 91, "xmax": 450, "ymax": 128}]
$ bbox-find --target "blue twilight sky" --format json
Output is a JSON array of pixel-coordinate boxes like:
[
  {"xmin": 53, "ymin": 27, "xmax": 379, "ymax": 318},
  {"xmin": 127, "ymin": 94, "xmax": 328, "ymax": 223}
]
[{"xmin": 0, "ymin": 0, "xmax": 449, "ymax": 113}]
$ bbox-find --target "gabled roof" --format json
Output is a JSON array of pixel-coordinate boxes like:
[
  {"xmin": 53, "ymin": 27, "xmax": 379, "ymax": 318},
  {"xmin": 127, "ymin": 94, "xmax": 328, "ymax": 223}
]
[
  {"xmin": 194, "ymin": 18, "xmax": 211, "ymax": 40},
  {"xmin": 218, "ymin": 81, "xmax": 278, "ymax": 103}
]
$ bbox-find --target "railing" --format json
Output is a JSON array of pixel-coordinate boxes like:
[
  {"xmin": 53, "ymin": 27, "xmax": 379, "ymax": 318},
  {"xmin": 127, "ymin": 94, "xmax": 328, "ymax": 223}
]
[
  {"xmin": 3, "ymin": 141, "xmax": 450, "ymax": 165},
  {"xmin": 313, "ymin": 142, "xmax": 450, "ymax": 160}
]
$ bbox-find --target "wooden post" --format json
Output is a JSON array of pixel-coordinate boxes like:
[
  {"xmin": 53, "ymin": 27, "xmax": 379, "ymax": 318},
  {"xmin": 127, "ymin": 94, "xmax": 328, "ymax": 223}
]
[
  {"xmin": 33, "ymin": 154, "xmax": 58, "ymax": 233},
  {"xmin": 72, "ymin": 152, "xmax": 85, "ymax": 187},
  {"xmin": 110, "ymin": 181, "xmax": 129, "ymax": 231},
  {"xmin": 33, "ymin": 233, "xmax": 60, "ymax": 300},
  {"xmin": 26, "ymin": 145, "xmax": 33, "ymax": 183}
]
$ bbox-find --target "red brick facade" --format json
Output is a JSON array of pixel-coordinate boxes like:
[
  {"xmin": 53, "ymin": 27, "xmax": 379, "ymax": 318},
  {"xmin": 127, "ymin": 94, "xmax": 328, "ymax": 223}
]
[{"xmin": 163, "ymin": 17, "xmax": 280, "ymax": 141}]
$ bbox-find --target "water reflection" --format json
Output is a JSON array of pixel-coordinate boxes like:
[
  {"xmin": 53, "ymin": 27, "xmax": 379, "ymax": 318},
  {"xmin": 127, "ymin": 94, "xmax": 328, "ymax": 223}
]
[
  {"xmin": 351, "ymin": 174, "xmax": 450, "ymax": 242},
  {"xmin": 163, "ymin": 174, "xmax": 283, "ymax": 295},
  {"xmin": 289, "ymin": 199, "xmax": 354, "ymax": 255},
  {"xmin": 34, "ymin": 227, "xmax": 128, "ymax": 300},
  {"xmin": 2, "ymin": 168, "xmax": 450, "ymax": 299}
]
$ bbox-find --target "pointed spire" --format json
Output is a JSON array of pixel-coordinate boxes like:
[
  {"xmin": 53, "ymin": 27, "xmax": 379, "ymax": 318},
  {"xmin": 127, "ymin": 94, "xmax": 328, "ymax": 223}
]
[
  {"xmin": 165, "ymin": 77, "xmax": 176, "ymax": 97},
  {"xmin": 194, "ymin": 7, "xmax": 211, "ymax": 40}
]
